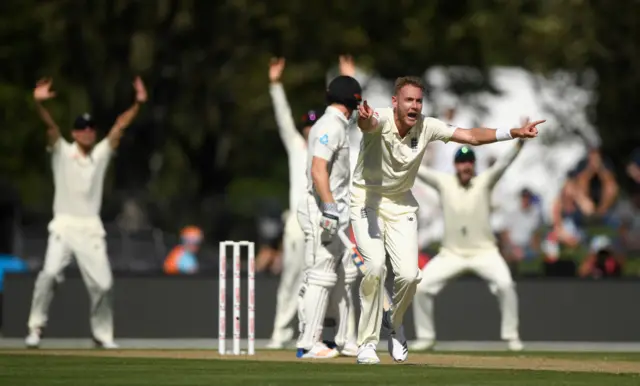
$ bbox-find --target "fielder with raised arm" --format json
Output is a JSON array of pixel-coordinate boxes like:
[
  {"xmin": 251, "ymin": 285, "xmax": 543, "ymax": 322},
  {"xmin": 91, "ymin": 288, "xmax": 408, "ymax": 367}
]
[
  {"xmin": 25, "ymin": 77, "xmax": 147, "ymax": 349},
  {"xmin": 266, "ymin": 57, "xmax": 319, "ymax": 349},
  {"xmin": 411, "ymin": 140, "xmax": 527, "ymax": 352},
  {"xmin": 296, "ymin": 75, "xmax": 362, "ymax": 359},
  {"xmin": 353, "ymin": 76, "xmax": 543, "ymax": 364}
]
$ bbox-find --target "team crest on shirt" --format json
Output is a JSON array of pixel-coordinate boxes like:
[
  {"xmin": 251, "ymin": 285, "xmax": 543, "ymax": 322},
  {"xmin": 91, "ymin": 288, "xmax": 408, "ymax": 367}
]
[{"xmin": 319, "ymin": 134, "xmax": 329, "ymax": 145}]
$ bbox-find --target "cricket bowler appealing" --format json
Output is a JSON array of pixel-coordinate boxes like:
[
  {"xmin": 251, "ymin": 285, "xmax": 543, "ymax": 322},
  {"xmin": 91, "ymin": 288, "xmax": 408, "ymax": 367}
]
[
  {"xmin": 296, "ymin": 75, "xmax": 362, "ymax": 359},
  {"xmin": 25, "ymin": 77, "xmax": 147, "ymax": 349},
  {"xmin": 412, "ymin": 142, "xmax": 526, "ymax": 352},
  {"xmin": 352, "ymin": 76, "xmax": 543, "ymax": 364}
]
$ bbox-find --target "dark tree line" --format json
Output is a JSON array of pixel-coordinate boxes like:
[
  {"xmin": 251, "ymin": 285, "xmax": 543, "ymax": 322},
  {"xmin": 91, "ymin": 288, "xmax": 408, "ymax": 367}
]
[{"xmin": 0, "ymin": 0, "xmax": 638, "ymax": 235}]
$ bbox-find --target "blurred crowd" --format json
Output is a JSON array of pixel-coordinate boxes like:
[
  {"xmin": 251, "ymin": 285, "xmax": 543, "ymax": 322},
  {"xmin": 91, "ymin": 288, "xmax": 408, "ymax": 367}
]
[{"xmin": 494, "ymin": 146, "xmax": 640, "ymax": 278}]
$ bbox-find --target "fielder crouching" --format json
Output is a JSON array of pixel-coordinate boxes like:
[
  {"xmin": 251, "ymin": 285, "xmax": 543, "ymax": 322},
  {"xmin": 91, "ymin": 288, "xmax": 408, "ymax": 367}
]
[
  {"xmin": 411, "ymin": 141, "xmax": 528, "ymax": 352},
  {"xmin": 25, "ymin": 76, "xmax": 147, "ymax": 349}
]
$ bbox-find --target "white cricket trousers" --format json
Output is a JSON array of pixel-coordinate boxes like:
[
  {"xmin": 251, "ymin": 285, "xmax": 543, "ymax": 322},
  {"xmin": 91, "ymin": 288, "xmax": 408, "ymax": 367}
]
[
  {"xmin": 324, "ymin": 248, "xmax": 358, "ymax": 347},
  {"xmin": 269, "ymin": 213, "xmax": 305, "ymax": 344},
  {"xmin": 350, "ymin": 204, "xmax": 421, "ymax": 346},
  {"xmin": 28, "ymin": 226, "xmax": 114, "ymax": 343},
  {"xmin": 296, "ymin": 196, "xmax": 355, "ymax": 350},
  {"xmin": 412, "ymin": 251, "xmax": 520, "ymax": 341}
]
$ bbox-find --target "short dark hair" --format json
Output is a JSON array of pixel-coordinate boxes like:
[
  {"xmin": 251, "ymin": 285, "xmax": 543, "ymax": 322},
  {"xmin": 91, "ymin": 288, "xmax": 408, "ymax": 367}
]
[
  {"xmin": 520, "ymin": 188, "xmax": 535, "ymax": 198},
  {"xmin": 394, "ymin": 76, "xmax": 425, "ymax": 95}
]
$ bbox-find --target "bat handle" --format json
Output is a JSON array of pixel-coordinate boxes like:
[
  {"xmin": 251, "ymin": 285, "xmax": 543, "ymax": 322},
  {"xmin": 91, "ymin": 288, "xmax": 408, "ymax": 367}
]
[{"xmin": 337, "ymin": 230, "xmax": 352, "ymax": 248}]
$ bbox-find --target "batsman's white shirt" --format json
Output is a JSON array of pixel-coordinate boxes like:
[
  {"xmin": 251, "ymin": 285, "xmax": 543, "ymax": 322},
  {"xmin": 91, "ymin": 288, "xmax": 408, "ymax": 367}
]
[
  {"xmin": 417, "ymin": 143, "xmax": 522, "ymax": 257},
  {"xmin": 296, "ymin": 106, "xmax": 351, "ymax": 351},
  {"xmin": 270, "ymin": 83, "xmax": 308, "ymax": 213},
  {"xmin": 303, "ymin": 106, "xmax": 351, "ymax": 225},
  {"xmin": 351, "ymin": 107, "xmax": 455, "ymax": 214}
]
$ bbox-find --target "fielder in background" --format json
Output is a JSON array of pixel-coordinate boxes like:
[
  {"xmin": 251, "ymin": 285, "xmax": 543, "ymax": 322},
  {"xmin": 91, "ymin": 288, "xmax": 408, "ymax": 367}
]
[
  {"xmin": 411, "ymin": 141, "xmax": 527, "ymax": 352},
  {"xmin": 353, "ymin": 76, "xmax": 543, "ymax": 364},
  {"xmin": 296, "ymin": 75, "xmax": 362, "ymax": 359},
  {"xmin": 25, "ymin": 76, "xmax": 147, "ymax": 349},
  {"xmin": 266, "ymin": 57, "xmax": 320, "ymax": 349}
]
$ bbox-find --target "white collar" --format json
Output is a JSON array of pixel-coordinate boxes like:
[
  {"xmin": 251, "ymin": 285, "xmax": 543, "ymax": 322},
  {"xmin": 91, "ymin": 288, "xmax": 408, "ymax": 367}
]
[
  {"xmin": 71, "ymin": 142, "xmax": 94, "ymax": 161},
  {"xmin": 324, "ymin": 106, "xmax": 350, "ymax": 125}
]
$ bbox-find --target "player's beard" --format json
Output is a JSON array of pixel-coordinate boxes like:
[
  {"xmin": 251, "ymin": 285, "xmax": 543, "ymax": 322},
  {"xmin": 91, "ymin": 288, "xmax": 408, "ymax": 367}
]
[{"xmin": 456, "ymin": 168, "xmax": 474, "ymax": 186}]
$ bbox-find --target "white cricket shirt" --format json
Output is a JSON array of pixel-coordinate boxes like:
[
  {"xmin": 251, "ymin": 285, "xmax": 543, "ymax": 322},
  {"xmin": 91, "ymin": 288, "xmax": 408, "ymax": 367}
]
[
  {"xmin": 351, "ymin": 107, "xmax": 455, "ymax": 213},
  {"xmin": 417, "ymin": 143, "xmax": 522, "ymax": 257},
  {"xmin": 269, "ymin": 83, "xmax": 308, "ymax": 213},
  {"xmin": 49, "ymin": 137, "xmax": 112, "ymax": 233},
  {"xmin": 303, "ymin": 106, "xmax": 351, "ymax": 224}
]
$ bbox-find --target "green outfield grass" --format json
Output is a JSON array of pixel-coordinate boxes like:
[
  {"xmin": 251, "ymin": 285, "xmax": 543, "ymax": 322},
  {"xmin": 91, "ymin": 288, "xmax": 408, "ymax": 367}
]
[
  {"xmin": 1, "ymin": 354, "xmax": 639, "ymax": 386},
  {"xmin": 429, "ymin": 351, "xmax": 640, "ymax": 361}
]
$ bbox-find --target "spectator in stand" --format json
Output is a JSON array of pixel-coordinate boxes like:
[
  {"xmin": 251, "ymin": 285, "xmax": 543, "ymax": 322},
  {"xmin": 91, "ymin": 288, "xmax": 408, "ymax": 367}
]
[
  {"xmin": 572, "ymin": 148, "xmax": 619, "ymax": 225},
  {"xmin": 163, "ymin": 226, "xmax": 202, "ymax": 275},
  {"xmin": 553, "ymin": 176, "xmax": 594, "ymax": 246},
  {"xmin": 578, "ymin": 235, "xmax": 622, "ymax": 278},
  {"xmin": 617, "ymin": 187, "xmax": 640, "ymax": 254},
  {"xmin": 498, "ymin": 188, "xmax": 544, "ymax": 262},
  {"xmin": 542, "ymin": 175, "xmax": 595, "ymax": 262}
]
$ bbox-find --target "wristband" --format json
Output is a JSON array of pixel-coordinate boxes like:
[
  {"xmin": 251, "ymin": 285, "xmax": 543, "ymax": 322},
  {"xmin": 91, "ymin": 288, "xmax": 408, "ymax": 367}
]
[
  {"xmin": 321, "ymin": 202, "xmax": 338, "ymax": 214},
  {"xmin": 495, "ymin": 128, "xmax": 513, "ymax": 142}
]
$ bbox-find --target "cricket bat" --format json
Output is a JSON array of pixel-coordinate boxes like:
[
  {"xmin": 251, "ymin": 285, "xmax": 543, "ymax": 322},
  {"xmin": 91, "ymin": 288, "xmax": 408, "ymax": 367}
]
[{"xmin": 337, "ymin": 229, "xmax": 393, "ymax": 312}]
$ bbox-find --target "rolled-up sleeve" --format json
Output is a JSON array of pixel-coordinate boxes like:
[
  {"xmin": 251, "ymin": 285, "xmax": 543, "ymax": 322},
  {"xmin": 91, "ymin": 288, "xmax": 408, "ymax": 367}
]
[{"xmin": 426, "ymin": 118, "xmax": 456, "ymax": 143}]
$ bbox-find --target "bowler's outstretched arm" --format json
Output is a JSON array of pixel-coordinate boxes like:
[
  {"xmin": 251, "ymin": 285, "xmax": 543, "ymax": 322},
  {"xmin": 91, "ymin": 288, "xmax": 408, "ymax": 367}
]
[
  {"xmin": 450, "ymin": 119, "xmax": 545, "ymax": 146},
  {"xmin": 356, "ymin": 101, "xmax": 379, "ymax": 132}
]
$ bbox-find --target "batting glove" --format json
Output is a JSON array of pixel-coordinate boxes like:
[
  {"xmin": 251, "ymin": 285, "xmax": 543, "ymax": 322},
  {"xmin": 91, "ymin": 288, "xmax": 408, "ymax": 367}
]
[{"xmin": 320, "ymin": 202, "xmax": 339, "ymax": 237}]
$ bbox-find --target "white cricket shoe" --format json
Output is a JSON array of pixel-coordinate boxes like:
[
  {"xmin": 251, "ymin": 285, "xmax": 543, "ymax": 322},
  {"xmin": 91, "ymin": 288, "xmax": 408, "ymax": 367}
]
[
  {"xmin": 388, "ymin": 326, "xmax": 408, "ymax": 362},
  {"xmin": 340, "ymin": 342, "xmax": 359, "ymax": 357},
  {"xmin": 94, "ymin": 339, "xmax": 120, "ymax": 349},
  {"xmin": 356, "ymin": 343, "xmax": 380, "ymax": 364},
  {"xmin": 25, "ymin": 329, "xmax": 41, "ymax": 349},
  {"xmin": 508, "ymin": 339, "xmax": 524, "ymax": 352},
  {"xmin": 382, "ymin": 309, "xmax": 408, "ymax": 362},
  {"xmin": 296, "ymin": 342, "xmax": 340, "ymax": 359},
  {"xmin": 265, "ymin": 340, "xmax": 288, "ymax": 350},
  {"xmin": 409, "ymin": 339, "xmax": 435, "ymax": 351}
]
